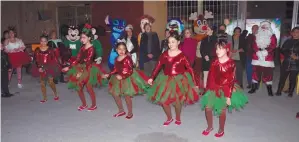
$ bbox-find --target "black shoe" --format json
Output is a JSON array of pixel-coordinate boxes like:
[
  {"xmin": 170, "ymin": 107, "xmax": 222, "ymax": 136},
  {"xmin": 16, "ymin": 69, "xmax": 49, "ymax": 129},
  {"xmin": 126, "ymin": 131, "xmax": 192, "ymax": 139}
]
[
  {"xmin": 53, "ymin": 79, "xmax": 59, "ymax": 84},
  {"xmin": 59, "ymin": 74, "xmax": 67, "ymax": 83},
  {"xmin": 246, "ymin": 84, "xmax": 251, "ymax": 89},
  {"xmin": 248, "ymin": 83, "xmax": 258, "ymax": 94},
  {"xmin": 275, "ymin": 92, "xmax": 282, "ymax": 96},
  {"xmin": 1, "ymin": 93, "xmax": 13, "ymax": 98},
  {"xmin": 288, "ymin": 93, "xmax": 293, "ymax": 97},
  {"xmin": 296, "ymin": 112, "xmax": 299, "ymax": 119},
  {"xmin": 267, "ymin": 85, "xmax": 273, "ymax": 96}
]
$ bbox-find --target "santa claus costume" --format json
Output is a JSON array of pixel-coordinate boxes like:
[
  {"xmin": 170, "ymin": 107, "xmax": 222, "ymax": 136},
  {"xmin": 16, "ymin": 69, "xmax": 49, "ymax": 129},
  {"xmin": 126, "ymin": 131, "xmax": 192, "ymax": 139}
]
[
  {"xmin": 63, "ymin": 24, "xmax": 107, "ymax": 111},
  {"xmin": 4, "ymin": 27, "xmax": 31, "ymax": 88},
  {"xmin": 147, "ymin": 33, "xmax": 201, "ymax": 126},
  {"xmin": 201, "ymin": 41, "xmax": 248, "ymax": 138},
  {"xmin": 103, "ymin": 41, "xmax": 148, "ymax": 119},
  {"xmin": 31, "ymin": 36, "xmax": 61, "ymax": 103},
  {"xmin": 248, "ymin": 21, "xmax": 277, "ymax": 96}
]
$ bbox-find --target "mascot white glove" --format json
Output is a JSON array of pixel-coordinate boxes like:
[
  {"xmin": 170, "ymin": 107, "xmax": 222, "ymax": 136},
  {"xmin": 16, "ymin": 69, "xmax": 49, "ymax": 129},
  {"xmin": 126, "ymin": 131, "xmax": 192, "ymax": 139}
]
[{"xmin": 95, "ymin": 57, "xmax": 102, "ymax": 64}]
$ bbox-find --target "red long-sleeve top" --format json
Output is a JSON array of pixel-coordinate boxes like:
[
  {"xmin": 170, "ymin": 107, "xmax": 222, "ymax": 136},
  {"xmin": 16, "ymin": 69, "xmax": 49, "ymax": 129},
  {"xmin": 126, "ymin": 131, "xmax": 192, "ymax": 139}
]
[
  {"xmin": 206, "ymin": 58, "xmax": 236, "ymax": 98},
  {"xmin": 108, "ymin": 56, "xmax": 134, "ymax": 79},
  {"xmin": 34, "ymin": 48, "xmax": 59, "ymax": 68},
  {"xmin": 71, "ymin": 46, "xmax": 95, "ymax": 69},
  {"xmin": 150, "ymin": 51, "xmax": 199, "ymax": 86}
]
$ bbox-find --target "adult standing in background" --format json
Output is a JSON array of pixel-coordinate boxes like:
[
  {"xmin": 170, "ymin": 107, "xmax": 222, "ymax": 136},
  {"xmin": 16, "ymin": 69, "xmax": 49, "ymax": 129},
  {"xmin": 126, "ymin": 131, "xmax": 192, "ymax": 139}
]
[
  {"xmin": 245, "ymin": 25, "xmax": 258, "ymax": 88},
  {"xmin": 231, "ymin": 27, "xmax": 246, "ymax": 88},
  {"xmin": 200, "ymin": 27, "xmax": 217, "ymax": 88},
  {"xmin": 4, "ymin": 26, "xmax": 31, "ymax": 89},
  {"xmin": 123, "ymin": 24, "xmax": 138, "ymax": 66},
  {"xmin": 275, "ymin": 27, "xmax": 299, "ymax": 97},
  {"xmin": 139, "ymin": 23, "xmax": 160, "ymax": 75}
]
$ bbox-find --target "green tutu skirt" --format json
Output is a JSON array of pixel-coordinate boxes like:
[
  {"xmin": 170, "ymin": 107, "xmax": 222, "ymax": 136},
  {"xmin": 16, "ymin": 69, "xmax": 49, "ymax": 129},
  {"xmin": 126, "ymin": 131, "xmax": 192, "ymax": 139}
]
[
  {"xmin": 67, "ymin": 63, "xmax": 107, "ymax": 90},
  {"xmin": 147, "ymin": 72, "xmax": 201, "ymax": 105},
  {"xmin": 109, "ymin": 69, "xmax": 149, "ymax": 96},
  {"xmin": 200, "ymin": 84, "xmax": 248, "ymax": 116}
]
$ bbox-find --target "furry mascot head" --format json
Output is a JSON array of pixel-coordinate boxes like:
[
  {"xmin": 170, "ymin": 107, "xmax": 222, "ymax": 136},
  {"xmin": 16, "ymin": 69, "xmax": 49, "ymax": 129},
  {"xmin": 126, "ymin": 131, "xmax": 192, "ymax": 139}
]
[
  {"xmin": 105, "ymin": 15, "xmax": 127, "ymax": 69},
  {"xmin": 66, "ymin": 25, "xmax": 80, "ymax": 42},
  {"xmin": 256, "ymin": 21, "xmax": 274, "ymax": 49},
  {"xmin": 166, "ymin": 18, "xmax": 185, "ymax": 35},
  {"xmin": 140, "ymin": 15, "xmax": 155, "ymax": 33},
  {"xmin": 91, "ymin": 25, "xmax": 106, "ymax": 40},
  {"xmin": 189, "ymin": 11, "xmax": 214, "ymax": 41}
]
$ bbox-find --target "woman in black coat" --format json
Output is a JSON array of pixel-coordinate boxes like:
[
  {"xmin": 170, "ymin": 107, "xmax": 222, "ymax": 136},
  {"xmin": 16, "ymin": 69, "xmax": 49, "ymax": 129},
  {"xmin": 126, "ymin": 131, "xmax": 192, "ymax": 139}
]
[
  {"xmin": 276, "ymin": 27, "xmax": 299, "ymax": 97},
  {"xmin": 200, "ymin": 28, "xmax": 217, "ymax": 88}
]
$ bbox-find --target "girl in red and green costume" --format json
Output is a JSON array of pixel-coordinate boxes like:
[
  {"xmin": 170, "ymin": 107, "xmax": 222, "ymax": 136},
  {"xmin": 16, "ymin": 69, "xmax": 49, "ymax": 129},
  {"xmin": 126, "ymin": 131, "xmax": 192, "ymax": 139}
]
[
  {"xmin": 201, "ymin": 40, "xmax": 248, "ymax": 138},
  {"xmin": 31, "ymin": 35, "xmax": 61, "ymax": 103},
  {"xmin": 102, "ymin": 40, "xmax": 148, "ymax": 119},
  {"xmin": 62, "ymin": 24, "xmax": 107, "ymax": 112},
  {"xmin": 147, "ymin": 32, "xmax": 201, "ymax": 126}
]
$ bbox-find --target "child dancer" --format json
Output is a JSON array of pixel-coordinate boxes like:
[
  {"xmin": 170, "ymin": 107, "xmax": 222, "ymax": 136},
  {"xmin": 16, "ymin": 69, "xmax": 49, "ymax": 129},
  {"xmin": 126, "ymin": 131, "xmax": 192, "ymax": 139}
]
[
  {"xmin": 102, "ymin": 40, "xmax": 148, "ymax": 119},
  {"xmin": 31, "ymin": 35, "xmax": 60, "ymax": 103},
  {"xmin": 201, "ymin": 40, "xmax": 248, "ymax": 137},
  {"xmin": 62, "ymin": 24, "xmax": 107, "ymax": 111},
  {"xmin": 147, "ymin": 32, "xmax": 201, "ymax": 126}
]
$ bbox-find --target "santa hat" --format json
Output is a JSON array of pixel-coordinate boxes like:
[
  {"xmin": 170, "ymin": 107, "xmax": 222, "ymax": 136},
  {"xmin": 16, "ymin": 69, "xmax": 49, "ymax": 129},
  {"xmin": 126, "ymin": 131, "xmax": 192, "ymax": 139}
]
[{"xmin": 260, "ymin": 21, "xmax": 273, "ymax": 33}]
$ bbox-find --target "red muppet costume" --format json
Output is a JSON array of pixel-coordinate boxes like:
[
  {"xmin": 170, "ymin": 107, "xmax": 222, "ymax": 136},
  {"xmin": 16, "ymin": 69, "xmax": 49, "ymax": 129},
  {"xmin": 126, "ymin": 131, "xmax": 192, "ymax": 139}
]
[
  {"xmin": 248, "ymin": 21, "xmax": 277, "ymax": 96},
  {"xmin": 146, "ymin": 51, "xmax": 202, "ymax": 105}
]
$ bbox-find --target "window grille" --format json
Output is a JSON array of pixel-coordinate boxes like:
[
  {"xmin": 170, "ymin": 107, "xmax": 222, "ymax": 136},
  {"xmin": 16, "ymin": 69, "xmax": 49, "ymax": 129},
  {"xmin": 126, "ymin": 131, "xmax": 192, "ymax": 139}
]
[
  {"xmin": 167, "ymin": 1, "xmax": 240, "ymax": 31},
  {"xmin": 56, "ymin": 5, "xmax": 92, "ymax": 38}
]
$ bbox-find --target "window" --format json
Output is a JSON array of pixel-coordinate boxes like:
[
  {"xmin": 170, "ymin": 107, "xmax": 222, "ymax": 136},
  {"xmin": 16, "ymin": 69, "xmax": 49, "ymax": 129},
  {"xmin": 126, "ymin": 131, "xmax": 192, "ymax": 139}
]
[
  {"xmin": 167, "ymin": 1, "xmax": 240, "ymax": 30},
  {"xmin": 57, "ymin": 4, "xmax": 92, "ymax": 38}
]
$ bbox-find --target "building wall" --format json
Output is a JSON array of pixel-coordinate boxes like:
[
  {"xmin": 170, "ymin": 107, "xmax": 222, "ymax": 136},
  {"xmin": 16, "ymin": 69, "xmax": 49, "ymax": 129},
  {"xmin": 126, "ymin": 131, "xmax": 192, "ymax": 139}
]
[
  {"xmin": 1, "ymin": 1, "xmax": 89, "ymax": 43},
  {"xmin": 144, "ymin": 1, "xmax": 167, "ymax": 41},
  {"xmin": 1, "ymin": 1, "xmax": 168, "ymax": 62}
]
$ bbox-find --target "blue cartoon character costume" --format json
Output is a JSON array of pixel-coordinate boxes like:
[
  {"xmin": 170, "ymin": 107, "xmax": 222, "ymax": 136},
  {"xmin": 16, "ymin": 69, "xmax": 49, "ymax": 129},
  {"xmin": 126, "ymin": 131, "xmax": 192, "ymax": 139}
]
[
  {"xmin": 166, "ymin": 18, "xmax": 185, "ymax": 35},
  {"xmin": 105, "ymin": 15, "xmax": 126, "ymax": 70},
  {"xmin": 63, "ymin": 26, "xmax": 82, "ymax": 63}
]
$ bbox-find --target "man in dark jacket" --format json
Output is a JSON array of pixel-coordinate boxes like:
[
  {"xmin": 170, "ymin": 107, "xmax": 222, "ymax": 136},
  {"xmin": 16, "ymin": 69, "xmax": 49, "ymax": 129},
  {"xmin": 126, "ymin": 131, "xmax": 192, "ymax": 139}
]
[
  {"xmin": 1, "ymin": 45, "xmax": 13, "ymax": 97},
  {"xmin": 245, "ymin": 25, "xmax": 258, "ymax": 88},
  {"xmin": 139, "ymin": 23, "xmax": 160, "ymax": 75}
]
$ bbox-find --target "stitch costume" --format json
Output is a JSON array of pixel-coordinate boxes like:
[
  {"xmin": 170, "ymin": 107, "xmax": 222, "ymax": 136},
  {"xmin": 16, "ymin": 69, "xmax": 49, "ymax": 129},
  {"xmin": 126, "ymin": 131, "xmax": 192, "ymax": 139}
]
[{"xmin": 105, "ymin": 15, "xmax": 126, "ymax": 70}]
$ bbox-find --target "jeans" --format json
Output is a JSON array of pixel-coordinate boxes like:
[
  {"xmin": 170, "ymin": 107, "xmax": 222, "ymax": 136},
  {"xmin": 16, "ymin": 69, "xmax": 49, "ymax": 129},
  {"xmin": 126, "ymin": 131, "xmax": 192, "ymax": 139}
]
[{"xmin": 246, "ymin": 57, "xmax": 253, "ymax": 85}]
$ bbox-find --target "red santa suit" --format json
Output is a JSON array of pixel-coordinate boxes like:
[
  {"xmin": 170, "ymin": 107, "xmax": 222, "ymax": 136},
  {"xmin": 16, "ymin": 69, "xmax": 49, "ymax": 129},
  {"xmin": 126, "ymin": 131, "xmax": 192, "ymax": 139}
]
[{"xmin": 249, "ymin": 21, "xmax": 277, "ymax": 96}]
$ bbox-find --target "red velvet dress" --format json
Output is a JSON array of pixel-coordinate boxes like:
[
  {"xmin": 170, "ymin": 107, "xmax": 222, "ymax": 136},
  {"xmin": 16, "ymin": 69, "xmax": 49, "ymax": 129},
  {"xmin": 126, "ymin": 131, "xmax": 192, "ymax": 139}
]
[
  {"xmin": 31, "ymin": 48, "xmax": 60, "ymax": 79},
  {"xmin": 147, "ymin": 51, "xmax": 202, "ymax": 105},
  {"xmin": 201, "ymin": 58, "xmax": 248, "ymax": 115},
  {"xmin": 66, "ymin": 46, "xmax": 107, "ymax": 90},
  {"xmin": 108, "ymin": 56, "xmax": 148, "ymax": 96}
]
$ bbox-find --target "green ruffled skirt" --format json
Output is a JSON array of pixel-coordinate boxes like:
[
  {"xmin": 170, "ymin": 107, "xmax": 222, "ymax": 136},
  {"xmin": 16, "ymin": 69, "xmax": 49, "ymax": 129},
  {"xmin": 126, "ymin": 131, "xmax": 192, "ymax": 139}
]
[
  {"xmin": 200, "ymin": 84, "xmax": 248, "ymax": 116},
  {"xmin": 67, "ymin": 63, "xmax": 107, "ymax": 90},
  {"xmin": 146, "ymin": 72, "xmax": 201, "ymax": 105},
  {"xmin": 108, "ymin": 69, "xmax": 149, "ymax": 96}
]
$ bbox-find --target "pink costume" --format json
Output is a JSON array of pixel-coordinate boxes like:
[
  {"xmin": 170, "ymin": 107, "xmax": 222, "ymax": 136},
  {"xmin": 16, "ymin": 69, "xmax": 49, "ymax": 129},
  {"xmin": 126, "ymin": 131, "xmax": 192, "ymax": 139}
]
[{"xmin": 179, "ymin": 38, "xmax": 198, "ymax": 65}]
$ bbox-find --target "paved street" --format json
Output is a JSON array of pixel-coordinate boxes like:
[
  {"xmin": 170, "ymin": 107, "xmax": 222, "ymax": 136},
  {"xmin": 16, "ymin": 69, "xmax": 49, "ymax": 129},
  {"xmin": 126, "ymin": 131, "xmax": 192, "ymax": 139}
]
[{"xmin": 1, "ymin": 69, "xmax": 299, "ymax": 142}]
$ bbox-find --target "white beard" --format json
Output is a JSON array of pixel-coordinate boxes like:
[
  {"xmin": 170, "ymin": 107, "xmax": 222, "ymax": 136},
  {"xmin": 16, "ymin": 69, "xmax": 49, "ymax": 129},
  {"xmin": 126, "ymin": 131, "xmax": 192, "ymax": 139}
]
[{"xmin": 256, "ymin": 29, "xmax": 272, "ymax": 49}]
